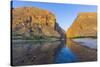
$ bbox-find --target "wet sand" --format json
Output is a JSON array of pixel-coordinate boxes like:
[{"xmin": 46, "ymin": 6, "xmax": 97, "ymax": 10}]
[{"xmin": 66, "ymin": 39, "xmax": 97, "ymax": 62}]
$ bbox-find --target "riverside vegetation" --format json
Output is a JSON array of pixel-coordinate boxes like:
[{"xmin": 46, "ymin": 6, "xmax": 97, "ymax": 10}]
[{"xmin": 11, "ymin": 7, "xmax": 97, "ymax": 66}]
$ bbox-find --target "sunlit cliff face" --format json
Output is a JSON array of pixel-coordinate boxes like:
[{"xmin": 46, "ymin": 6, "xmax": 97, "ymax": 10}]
[
  {"xmin": 12, "ymin": 7, "xmax": 65, "ymax": 38},
  {"xmin": 66, "ymin": 12, "xmax": 97, "ymax": 38}
]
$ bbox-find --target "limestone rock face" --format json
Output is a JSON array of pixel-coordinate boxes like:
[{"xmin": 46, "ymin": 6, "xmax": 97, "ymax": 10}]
[
  {"xmin": 12, "ymin": 7, "xmax": 64, "ymax": 38},
  {"xmin": 66, "ymin": 12, "xmax": 97, "ymax": 38}
]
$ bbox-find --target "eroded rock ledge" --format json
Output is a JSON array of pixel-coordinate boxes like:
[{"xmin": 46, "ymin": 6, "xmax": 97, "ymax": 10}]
[{"xmin": 12, "ymin": 7, "xmax": 65, "ymax": 40}]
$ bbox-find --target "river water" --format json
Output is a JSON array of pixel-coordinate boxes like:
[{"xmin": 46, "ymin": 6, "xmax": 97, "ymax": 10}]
[
  {"xmin": 72, "ymin": 38, "xmax": 97, "ymax": 49},
  {"xmin": 12, "ymin": 40, "xmax": 77, "ymax": 66},
  {"xmin": 11, "ymin": 38, "xmax": 97, "ymax": 66}
]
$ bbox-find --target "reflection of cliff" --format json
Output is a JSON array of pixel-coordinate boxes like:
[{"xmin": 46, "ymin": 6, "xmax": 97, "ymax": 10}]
[
  {"xmin": 66, "ymin": 12, "xmax": 97, "ymax": 38},
  {"xmin": 12, "ymin": 40, "xmax": 62, "ymax": 65},
  {"xmin": 12, "ymin": 7, "xmax": 65, "ymax": 39}
]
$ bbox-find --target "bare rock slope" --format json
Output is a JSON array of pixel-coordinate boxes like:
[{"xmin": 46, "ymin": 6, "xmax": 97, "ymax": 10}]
[
  {"xmin": 66, "ymin": 12, "xmax": 97, "ymax": 38},
  {"xmin": 12, "ymin": 7, "xmax": 65, "ymax": 39}
]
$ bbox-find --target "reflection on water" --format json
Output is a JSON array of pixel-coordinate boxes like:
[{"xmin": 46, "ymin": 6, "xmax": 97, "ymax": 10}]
[
  {"xmin": 67, "ymin": 38, "xmax": 97, "ymax": 62},
  {"xmin": 12, "ymin": 40, "xmax": 60, "ymax": 65},
  {"xmin": 54, "ymin": 47, "xmax": 77, "ymax": 63},
  {"xmin": 12, "ymin": 38, "xmax": 97, "ymax": 66},
  {"xmin": 12, "ymin": 40, "xmax": 77, "ymax": 66},
  {"xmin": 72, "ymin": 38, "xmax": 97, "ymax": 49}
]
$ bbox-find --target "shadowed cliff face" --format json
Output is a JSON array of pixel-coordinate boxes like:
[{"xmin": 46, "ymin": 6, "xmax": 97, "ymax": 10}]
[
  {"xmin": 12, "ymin": 7, "xmax": 65, "ymax": 39},
  {"xmin": 66, "ymin": 12, "xmax": 97, "ymax": 38}
]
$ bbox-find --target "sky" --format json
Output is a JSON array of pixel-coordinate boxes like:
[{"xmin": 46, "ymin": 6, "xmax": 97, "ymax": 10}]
[{"xmin": 11, "ymin": 1, "xmax": 97, "ymax": 31}]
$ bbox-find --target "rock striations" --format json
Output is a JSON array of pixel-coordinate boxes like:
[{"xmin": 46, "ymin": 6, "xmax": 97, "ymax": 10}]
[
  {"xmin": 12, "ymin": 7, "xmax": 65, "ymax": 39},
  {"xmin": 66, "ymin": 12, "xmax": 97, "ymax": 38}
]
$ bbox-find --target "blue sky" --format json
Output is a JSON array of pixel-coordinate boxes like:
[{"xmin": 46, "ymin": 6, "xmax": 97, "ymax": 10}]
[{"xmin": 11, "ymin": 1, "xmax": 97, "ymax": 31}]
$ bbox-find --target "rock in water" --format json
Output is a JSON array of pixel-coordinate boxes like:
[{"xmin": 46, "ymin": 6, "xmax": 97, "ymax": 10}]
[
  {"xmin": 12, "ymin": 7, "xmax": 65, "ymax": 39},
  {"xmin": 66, "ymin": 12, "xmax": 97, "ymax": 38}
]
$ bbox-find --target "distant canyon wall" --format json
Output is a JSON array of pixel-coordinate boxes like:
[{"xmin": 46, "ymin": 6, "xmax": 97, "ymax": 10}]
[{"xmin": 66, "ymin": 12, "xmax": 97, "ymax": 38}]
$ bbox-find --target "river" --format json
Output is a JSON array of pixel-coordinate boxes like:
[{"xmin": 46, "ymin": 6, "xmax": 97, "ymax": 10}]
[{"xmin": 11, "ymin": 38, "xmax": 97, "ymax": 66}]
